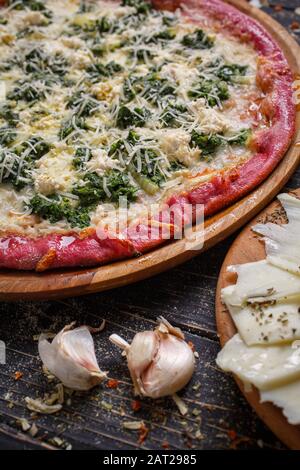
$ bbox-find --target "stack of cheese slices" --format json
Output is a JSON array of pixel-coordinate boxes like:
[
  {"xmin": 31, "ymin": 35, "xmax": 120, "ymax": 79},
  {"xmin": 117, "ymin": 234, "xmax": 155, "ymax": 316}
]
[{"xmin": 217, "ymin": 193, "xmax": 300, "ymax": 425}]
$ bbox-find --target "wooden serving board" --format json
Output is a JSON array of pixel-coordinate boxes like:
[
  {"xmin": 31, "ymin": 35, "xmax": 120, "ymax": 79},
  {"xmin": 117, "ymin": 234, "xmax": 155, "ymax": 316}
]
[
  {"xmin": 215, "ymin": 188, "xmax": 300, "ymax": 450},
  {"xmin": 0, "ymin": 0, "xmax": 300, "ymax": 301}
]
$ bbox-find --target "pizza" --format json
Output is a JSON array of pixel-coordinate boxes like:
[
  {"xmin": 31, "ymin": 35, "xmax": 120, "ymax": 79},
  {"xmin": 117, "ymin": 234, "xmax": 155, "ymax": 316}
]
[{"xmin": 0, "ymin": 0, "xmax": 295, "ymax": 271}]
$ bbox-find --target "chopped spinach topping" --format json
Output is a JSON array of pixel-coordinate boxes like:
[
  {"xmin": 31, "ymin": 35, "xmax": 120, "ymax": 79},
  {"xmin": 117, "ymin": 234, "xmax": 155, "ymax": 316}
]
[
  {"xmin": 7, "ymin": 79, "xmax": 46, "ymax": 103},
  {"xmin": 169, "ymin": 160, "xmax": 186, "ymax": 172},
  {"xmin": 145, "ymin": 29, "xmax": 176, "ymax": 44},
  {"xmin": 66, "ymin": 207, "xmax": 91, "ymax": 228},
  {"xmin": 0, "ymin": 137, "xmax": 50, "ymax": 189},
  {"xmin": 116, "ymin": 106, "xmax": 151, "ymax": 129},
  {"xmin": 15, "ymin": 137, "xmax": 51, "ymax": 160},
  {"xmin": 86, "ymin": 61, "xmax": 123, "ymax": 82},
  {"xmin": 182, "ymin": 29, "xmax": 214, "ymax": 49},
  {"xmin": 0, "ymin": 127, "xmax": 16, "ymax": 146},
  {"xmin": 159, "ymin": 103, "xmax": 188, "ymax": 128},
  {"xmin": 131, "ymin": 48, "xmax": 154, "ymax": 63},
  {"xmin": 0, "ymin": 105, "xmax": 19, "ymax": 127},
  {"xmin": 89, "ymin": 43, "xmax": 105, "ymax": 57},
  {"xmin": 216, "ymin": 64, "xmax": 248, "ymax": 83},
  {"xmin": 108, "ymin": 129, "xmax": 139, "ymax": 156},
  {"xmin": 73, "ymin": 172, "xmax": 105, "ymax": 206},
  {"xmin": 59, "ymin": 116, "xmax": 89, "ymax": 140},
  {"xmin": 123, "ymin": 72, "xmax": 176, "ymax": 105},
  {"xmin": 108, "ymin": 131, "xmax": 166, "ymax": 194},
  {"xmin": 131, "ymin": 148, "xmax": 165, "ymax": 186},
  {"xmin": 191, "ymin": 128, "xmax": 252, "ymax": 157},
  {"xmin": 97, "ymin": 16, "xmax": 114, "ymax": 34},
  {"xmin": 73, "ymin": 146, "xmax": 93, "ymax": 170},
  {"xmin": 23, "ymin": 49, "xmax": 68, "ymax": 76},
  {"xmin": 121, "ymin": 0, "xmax": 152, "ymax": 15},
  {"xmin": 162, "ymin": 13, "xmax": 177, "ymax": 27},
  {"xmin": 103, "ymin": 169, "xmax": 137, "ymax": 203},
  {"xmin": 0, "ymin": 149, "xmax": 23, "ymax": 188},
  {"xmin": 73, "ymin": 170, "xmax": 137, "ymax": 206},
  {"xmin": 8, "ymin": 0, "xmax": 49, "ymax": 13},
  {"xmin": 17, "ymin": 27, "xmax": 39, "ymax": 39},
  {"xmin": 226, "ymin": 128, "xmax": 252, "ymax": 146},
  {"xmin": 78, "ymin": 1, "xmax": 94, "ymax": 13},
  {"xmin": 66, "ymin": 91, "xmax": 100, "ymax": 117},
  {"xmin": 188, "ymin": 78, "xmax": 229, "ymax": 107},
  {"xmin": 190, "ymin": 131, "xmax": 223, "ymax": 156},
  {"xmin": 28, "ymin": 194, "xmax": 91, "ymax": 228}
]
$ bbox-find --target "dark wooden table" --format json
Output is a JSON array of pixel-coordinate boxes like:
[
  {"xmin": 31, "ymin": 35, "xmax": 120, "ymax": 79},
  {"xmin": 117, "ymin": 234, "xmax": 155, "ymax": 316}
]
[{"xmin": 0, "ymin": 0, "xmax": 299, "ymax": 451}]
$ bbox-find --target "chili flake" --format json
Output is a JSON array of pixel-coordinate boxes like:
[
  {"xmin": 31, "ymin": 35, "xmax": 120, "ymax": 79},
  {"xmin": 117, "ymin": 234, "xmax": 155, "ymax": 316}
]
[{"xmin": 107, "ymin": 379, "xmax": 120, "ymax": 389}]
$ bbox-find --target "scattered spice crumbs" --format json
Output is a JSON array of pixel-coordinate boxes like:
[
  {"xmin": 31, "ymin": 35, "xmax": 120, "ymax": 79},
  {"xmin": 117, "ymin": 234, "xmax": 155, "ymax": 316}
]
[
  {"xmin": 227, "ymin": 429, "xmax": 237, "ymax": 441},
  {"xmin": 131, "ymin": 400, "xmax": 142, "ymax": 412},
  {"xmin": 101, "ymin": 400, "xmax": 113, "ymax": 411},
  {"xmin": 229, "ymin": 436, "xmax": 251, "ymax": 450},
  {"xmin": 291, "ymin": 21, "xmax": 300, "ymax": 30},
  {"xmin": 14, "ymin": 371, "xmax": 23, "ymax": 380},
  {"xmin": 107, "ymin": 379, "xmax": 120, "ymax": 389},
  {"xmin": 16, "ymin": 418, "xmax": 31, "ymax": 432},
  {"xmin": 138, "ymin": 423, "xmax": 149, "ymax": 445},
  {"xmin": 49, "ymin": 436, "xmax": 72, "ymax": 450},
  {"xmin": 227, "ymin": 429, "xmax": 252, "ymax": 449}
]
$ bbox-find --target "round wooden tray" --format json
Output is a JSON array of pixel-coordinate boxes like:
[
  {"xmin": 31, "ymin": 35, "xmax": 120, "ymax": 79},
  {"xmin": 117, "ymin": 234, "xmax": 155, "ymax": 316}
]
[
  {"xmin": 0, "ymin": 0, "xmax": 300, "ymax": 301},
  {"xmin": 215, "ymin": 188, "xmax": 300, "ymax": 450}
]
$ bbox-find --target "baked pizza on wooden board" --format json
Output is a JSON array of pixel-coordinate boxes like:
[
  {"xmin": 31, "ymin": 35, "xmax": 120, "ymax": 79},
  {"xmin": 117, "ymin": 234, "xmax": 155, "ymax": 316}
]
[
  {"xmin": 216, "ymin": 189, "xmax": 300, "ymax": 450},
  {"xmin": 0, "ymin": 0, "xmax": 298, "ymax": 276}
]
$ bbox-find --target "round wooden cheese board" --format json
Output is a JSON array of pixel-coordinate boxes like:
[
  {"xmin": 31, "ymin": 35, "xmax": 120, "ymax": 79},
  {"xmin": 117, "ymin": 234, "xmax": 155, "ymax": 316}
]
[{"xmin": 215, "ymin": 188, "xmax": 300, "ymax": 450}]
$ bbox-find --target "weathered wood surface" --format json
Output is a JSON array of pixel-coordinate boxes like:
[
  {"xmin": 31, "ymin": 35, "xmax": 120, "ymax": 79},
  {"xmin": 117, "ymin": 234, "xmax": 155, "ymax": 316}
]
[{"xmin": 0, "ymin": 0, "xmax": 299, "ymax": 450}]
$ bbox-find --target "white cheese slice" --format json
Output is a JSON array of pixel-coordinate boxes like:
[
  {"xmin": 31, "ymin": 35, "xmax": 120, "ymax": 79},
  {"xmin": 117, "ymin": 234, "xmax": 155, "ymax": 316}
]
[
  {"xmin": 260, "ymin": 379, "xmax": 300, "ymax": 425},
  {"xmin": 253, "ymin": 193, "xmax": 300, "ymax": 275},
  {"xmin": 216, "ymin": 333, "xmax": 300, "ymax": 390},
  {"xmin": 222, "ymin": 286, "xmax": 300, "ymax": 345},
  {"xmin": 223, "ymin": 260, "xmax": 300, "ymax": 306}
]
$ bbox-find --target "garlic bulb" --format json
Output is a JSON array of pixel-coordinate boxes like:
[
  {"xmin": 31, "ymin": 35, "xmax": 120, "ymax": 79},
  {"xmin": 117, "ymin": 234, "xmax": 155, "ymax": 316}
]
[
  {"xmin": 38, "ymin": 322, "xmax": 107, "ymax": 391},
  {"xmin": 109, "ymin": 317, "xmax": 195, "ymax": 400}
]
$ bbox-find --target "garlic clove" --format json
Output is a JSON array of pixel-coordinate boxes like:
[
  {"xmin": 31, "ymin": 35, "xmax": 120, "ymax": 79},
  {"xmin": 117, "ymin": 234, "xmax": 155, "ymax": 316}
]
[
  {"xmin": 141, "ymin": 332, "xmax": 195, "ymax": 398},
  {"xmin": 39, "ymin": 322, "xmax": 107, "ymax": 391},
  {"xmin": 109, "ymin": 317, "xmax": 195, "ymax": 400},
  {"xmin": 59, "ymin": 326, "xmax": 101, "ymax": 372},
  {"xmin": 127, "ymin": 331, "xmax": 158, "ymax": 395}
]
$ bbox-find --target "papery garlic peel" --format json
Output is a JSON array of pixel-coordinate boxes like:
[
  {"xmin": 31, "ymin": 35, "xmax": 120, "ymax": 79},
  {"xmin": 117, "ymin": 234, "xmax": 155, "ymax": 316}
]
[
  {"xmin": 109, "ymin": 317, "xmax": 195, "ymax": 398},
  {"xmin": 39, "ymin": 322, "xmax": 107, "ymax": 391}
]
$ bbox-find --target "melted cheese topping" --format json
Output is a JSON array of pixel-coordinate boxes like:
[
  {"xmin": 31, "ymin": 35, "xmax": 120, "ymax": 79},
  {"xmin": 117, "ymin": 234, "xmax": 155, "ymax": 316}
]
[{"xmin": 0, "ymin": 0, "xmax": 264, "ymax": 235}]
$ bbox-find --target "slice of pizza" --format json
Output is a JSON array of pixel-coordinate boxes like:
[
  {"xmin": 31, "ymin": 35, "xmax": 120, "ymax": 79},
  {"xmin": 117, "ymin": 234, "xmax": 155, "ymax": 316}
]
[{"xmin": 0, "ymin": 0, "xmax": 296, "ymax": 270}]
